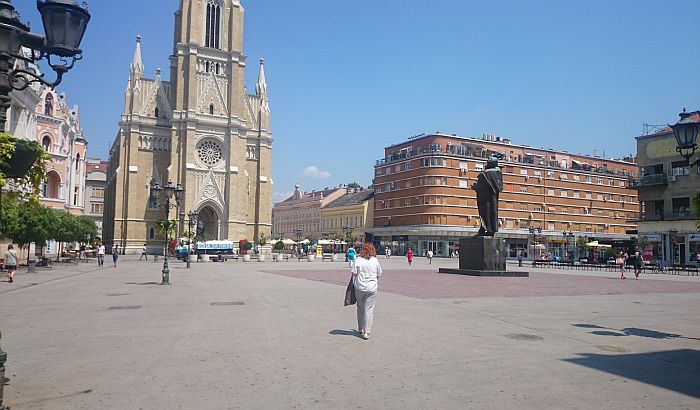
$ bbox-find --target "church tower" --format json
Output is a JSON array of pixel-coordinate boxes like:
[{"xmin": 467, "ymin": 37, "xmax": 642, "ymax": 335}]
[{"xmin": 104, "ymin": 0, "xmax": 272, "ymax": 252}]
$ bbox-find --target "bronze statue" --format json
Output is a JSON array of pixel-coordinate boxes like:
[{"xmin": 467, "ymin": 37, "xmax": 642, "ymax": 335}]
[{"xmin": 472, "ymin": 156, "xmax": 503, "ymax": 236}]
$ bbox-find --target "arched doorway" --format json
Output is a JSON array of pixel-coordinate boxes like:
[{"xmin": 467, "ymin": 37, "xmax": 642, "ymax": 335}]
[
  {"xmin": 198, "ymin": 206, "xmax": 220, "ymax": 240},
  {"xmin": 44, "ymin": 170, "xmax": 61, "ymax": 199}
]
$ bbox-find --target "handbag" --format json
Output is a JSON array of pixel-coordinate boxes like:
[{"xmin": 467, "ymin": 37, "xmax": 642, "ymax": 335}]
[
  {"xmin": 344, "ymin": 276, "xmax": 356, "ymax": 306},
  {"xmin": 615, "ymin": 257, "xmax": 624, "ymax": 265}
]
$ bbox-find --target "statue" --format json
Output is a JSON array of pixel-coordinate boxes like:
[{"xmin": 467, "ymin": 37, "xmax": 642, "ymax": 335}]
[{"xmin": 472, "ymin": 156, "xmax": 503, "ymax": 236}]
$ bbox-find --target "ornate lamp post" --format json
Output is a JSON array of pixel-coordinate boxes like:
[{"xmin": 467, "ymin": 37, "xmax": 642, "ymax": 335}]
[
  {"xmin": 670, "ymin": 109, "xmax": 700, "ymax": 167},
  {"xmin": 0, "ymin": 0, "xmax": 90, "ymax": 132},
  {"xmin": 150, "ymin": 180, "xmax": 183, "ymax": 285},
  {"xmin": 563, "ymin": 230, "xmax": 575, "ymax": 262},
  {"xmin": 186, "ymin": 210, "xmax": 198, "ymax": 268},
  {"xmin": 528, "ymin": 226, "xmax": 541, "ymax": 266},
  {"xmin": 0, "ymin": 2, "xmax": 90, "ymax": 409}
]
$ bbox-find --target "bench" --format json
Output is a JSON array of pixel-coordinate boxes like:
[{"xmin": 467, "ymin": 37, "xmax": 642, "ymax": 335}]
[
  {"xmin": 218, "ymin": 254, "xmax": 239, "ymax": 262},
  {"xmin": 322, "ymin": 254, "xmax": 333, "ymax": 261}
]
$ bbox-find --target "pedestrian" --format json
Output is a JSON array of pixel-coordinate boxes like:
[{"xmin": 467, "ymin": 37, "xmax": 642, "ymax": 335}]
[
  {"xmin": 347, "ymin": 245, "xmax": 356, "ymax": 270},
  {"xmin": 112, "ymin": 244, "xmax": 119, "ymax": 267},
  {"xmin": 407, "ymin": 247, "xmax": 413, "ymax": 266},
  {"xmin": 351, "ymin": 243, "xmax": 382, "ymax": 340},
  {"xmin": 633, "ymin": 251, "xmax": 643, "ymax": 279},
  {"xmin": 97, "ymin": 242, "xmax": 106, "ymax": 266},
  {"xmin": 695, "ymin": 251, "xmax": 700, "ymax": 266},
  {"xmin": 517, "ymin": 251, "xmax": 523, "ymax": 267},
  {"xmin": 5, "ymin": 244, "xmax": 18, "ymax": 283},
  {"xmin": 140, "ymin": 243, "xmax": 148, "ymax": 261},
  {"xmin": 454, "ymin": 249, "xmax": 459, "ymax": 259},
  {"xmin": 616, "ymin": 251, "xmax": 626, "ymax": 279},
  {"xmin": 79, "ymin": 243, "xmax": 86, "ymax": 260},
  {"xmin": 427, "ymin": 249, "xmax": 433, "ymax": 265},
  {"xmin": 386, "ymin": 247, "xmax": 391, "ymax": 259}
]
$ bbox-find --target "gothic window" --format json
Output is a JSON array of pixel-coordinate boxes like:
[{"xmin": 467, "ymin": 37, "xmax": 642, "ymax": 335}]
[
  {"xmin": 215, "ymin": 63, "xmax": 220, "ymax": 74},
  {"xmin": 42, "ymin": 136, "xmax": 51, "ymax": 152},
  {"xmin": 209, "ymin": 104, "xmax": 214, "ymax": 115},
  {"xmin": 45, "ymin": 94, "xmax": 53, "ymax": 116},
  {"xmin": 155, "ymin": 107, "xmax": 159, "ymax": 118},
  {"xmin": 205, "ymin": 61, "xmax": 210, "ymax": 72},
  {"xmin": 197, "ymin": 140, "xmax": 223, "ymax": 167},
  {"xmin": 205, "ymin": 0, "xmax": 221, "ymax": 49},
  {"xmin": 75, "ymin": 153, "xmax": 80, "ymax": 170}
]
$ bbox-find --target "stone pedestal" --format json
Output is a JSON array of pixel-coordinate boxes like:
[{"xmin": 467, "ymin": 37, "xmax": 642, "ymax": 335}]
[{"xmin": 439, "ymin": 237, "xmax": 528, "ymax": 277}]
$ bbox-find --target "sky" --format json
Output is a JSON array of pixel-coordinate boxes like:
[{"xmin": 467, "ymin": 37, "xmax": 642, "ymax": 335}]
[{"xmin": 15, "ymin": 0, "xmax": 700, "ymax": 203}]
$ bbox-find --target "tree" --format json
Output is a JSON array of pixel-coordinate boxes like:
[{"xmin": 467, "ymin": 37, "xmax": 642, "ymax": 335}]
[
  {"xmin": 1, "ymin": 201, "xmax": 55, "ymax": 259},
  {"xmin": 273, "ymin": 240, "xmax": 284, "ymax": 251},
  {"xmin": 155, "ymin": 219, "xmax": 176, "ymax": 239},
  {"xmin": 347, "ymin": 182, "xmax": 361, "ymax": 189},
  {"xmin": 256, "ymin": 232, "xmax": 267, "ymax": 246}
]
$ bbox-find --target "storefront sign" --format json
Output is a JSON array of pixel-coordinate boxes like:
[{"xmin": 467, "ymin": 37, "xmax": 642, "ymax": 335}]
[
  {"xmin": 689, "ymin": 234, "xmax": 700, "ymax": 242},
  {"xmin": 641, "ymin": 234, "xmax": 662, "ymax": 242}
]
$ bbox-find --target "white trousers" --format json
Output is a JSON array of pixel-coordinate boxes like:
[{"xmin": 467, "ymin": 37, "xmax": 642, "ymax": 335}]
[{"xmin": 355, "ymin": 288, "xmax": 377, "ymax": 334}]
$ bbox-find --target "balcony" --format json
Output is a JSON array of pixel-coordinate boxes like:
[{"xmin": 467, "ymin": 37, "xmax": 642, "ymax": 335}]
[{"xmin": 627, "ymin": 174, "xmax": 668, "ymax": 188}]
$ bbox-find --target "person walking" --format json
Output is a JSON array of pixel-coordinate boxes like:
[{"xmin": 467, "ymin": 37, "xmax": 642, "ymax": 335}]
[
  {"xmin": 112, "ymin": 245, "xmax": 119, "ymax": 267},
  {"xmin": 632, "ymin": 251, "xmax": 643, "ymax": 279},
  {"xmin": 140, "ymin": 244, "xmax": 148, "ymax": 261},
  {"xmin": 407, "ymin": 247, "xmax": 413, "ymax": 266},
  {"xmin": 427, "ymin": 249, "xmax": 434, "ymax": 265},
  {"xmin": 386, "ymin": 247, "xmax": 391, "ymax": 259},
  {"xmin": 517, "ymin": 251, "xmax": 523, "ymax": 267},
  {"xmin": 352, "ymin": 243, "xmax": 382, "ymax": 340},
  {"xmin": 5, "ymin": 244, "xmax": 18, "ymax": 283},
  {"xmin": 347, "ymin": 245, "xmax": 356, "ymax": 270},
  {"xmin": 616, "ymin": 251, "xmax": 626, "ymax": 279},
  {"xmin": 79, "ymin": 243, "xmax": 86, "ymax": 260},
  {"xmin": 97, "ymin": 242, "xmax": 106, "ymax": 267}
]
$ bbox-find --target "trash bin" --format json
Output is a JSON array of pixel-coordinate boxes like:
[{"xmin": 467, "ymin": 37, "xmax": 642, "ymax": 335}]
[{"xmin": 27, "ymin": 259, "xmax": 37, "ymax": 273}]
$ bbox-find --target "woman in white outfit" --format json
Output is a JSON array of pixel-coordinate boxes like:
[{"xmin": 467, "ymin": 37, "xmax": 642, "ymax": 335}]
[{"xmin": 352, "ymin": 243, "xmax": 382, "ymax": 340}]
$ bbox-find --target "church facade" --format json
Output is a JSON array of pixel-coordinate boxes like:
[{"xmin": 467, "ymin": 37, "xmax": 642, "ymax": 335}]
[{"xmin": 104, "ymin": 0, "xmax": 272, "ymax": 253}]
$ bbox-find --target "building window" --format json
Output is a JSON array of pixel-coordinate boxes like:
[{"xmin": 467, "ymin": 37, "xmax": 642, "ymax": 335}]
[
  {"xmin": 155, "ymin": 107, "xmax": 160, "ymax": 118},
  {"xmin": 45, "ymin": 171, "xmax": 60, "ymax": 199},
  {"xmin": 209, "ymin": 104, "xmax": 215, "ymax": 115},
  {"xmin": 584, "ymin": 175, "xmax": 591, "ymax": 183},
  {"xmin": 404, "ymin": 162, "xmax": 411, "ymax": 171},
  {"xmin": 520, "ymin": 187, "xmax": 527, "ymax": 193},
  {"xmin": 672, "ymin": 197, "xmax": 691, "ymax": 218},
  {"xmin": 671, "ymin": 161, "xmax": 690, "ymax": 176},
  {"xmin": 149, "ymin": 228, "xmax": 155, "ymax": 239},
  {"xmin": 547, "ymin": 188, "xmax": 555, "ymax": 196},
  {"xmin": 475, "ymin": 163, "xmax": 484, "ymax": 171},
  {"xmin": 205, "ymin": 0, "xmax": 221, "ymax": 49},
  {"xmin": 42, "ymin": 136, "xmax": 51, "ymax": 152},
  {"xmin": 533, "ymin": 170, "xmax": 542, "ymax": 177},
  {"xmin": 91, "ymin": 203, "xmax": 104, "ymax": 214},
  {"xmin": 45, "ymin": 94, "xmax": 53, "ymax": 116},
  {"xmin": 573, "ymin": 191, "xmax": 580, "ymax": 199},
  {"xmin": 520, "ymin": 169, "xmax": 528, "ymax": 176},
  {"xmin": 547, "ymin": 170, "xmax": 555, "ymax": 178},
  {"xmin": 75, "ymin": 153, "xmax": 80, "ymax": 171},
  {"xmin": 573, "ymin": 175, "xmax": 580, "ymax": 181},
  {"xmin": 73, "ymin": 187, "xmax": 79, "ymax": 206},
  {"xmin": 560, "ymin": 190, "xmax": 568, "ymax": 197},
  {"xmin": 92, "ymin": 187, "xmax": 105, "ymax": 198}
]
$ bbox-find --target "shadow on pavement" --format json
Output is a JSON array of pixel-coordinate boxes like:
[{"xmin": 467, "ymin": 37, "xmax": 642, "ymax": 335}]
[
  {"xmin": 573, "ymin": 324, "xmax": 700, "ymax": 341},
  {"xmin": 565, "ymin": 349, "xmax": 700, "ymax": 398},
  {"xmin": 329, "ymin": 329, "xmax": 363, "ymax": 339}
]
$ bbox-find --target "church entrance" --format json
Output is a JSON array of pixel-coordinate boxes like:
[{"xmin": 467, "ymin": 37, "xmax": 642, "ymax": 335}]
[{"xmin": 198, "ymin": 206, "xmax": 220, "ymax": 240}]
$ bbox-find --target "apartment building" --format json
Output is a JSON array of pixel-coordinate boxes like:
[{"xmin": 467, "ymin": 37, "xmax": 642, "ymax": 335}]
[
  {"xmin": 84, "ymin": 158, "xmax": 109, "ymax": 239},
  {"xmin": 370, "ymin": 133, "xmax": 639, "ymax": 258},
  {"xmin": 633, "ymin": 110, "xmax": 700, "ymax": 265},
  {"xmin": 320, "ymin": 189, "xmax": 375, "ymax": 243},
  {"xmin": 272, "ymin": 185, "xmax": 347, "ymax": 240}
]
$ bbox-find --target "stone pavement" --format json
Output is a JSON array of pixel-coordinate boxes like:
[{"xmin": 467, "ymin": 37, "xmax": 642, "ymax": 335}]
[{"xmin": 1, "ymin": 256, "xmax": 698, "ymax": 409}]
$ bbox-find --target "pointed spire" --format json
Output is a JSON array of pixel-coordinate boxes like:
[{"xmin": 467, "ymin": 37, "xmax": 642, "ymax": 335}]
[
  {"xmin": 256, "ymin": 57, "xmax": 269, "ymax": 113},
  {"xmin": 130, "ymin": 35, "xmax": 144, "ymax": 79},
  {"xmin": 255, "ymin": 57, "xmax": 267, "ymax": 98}
]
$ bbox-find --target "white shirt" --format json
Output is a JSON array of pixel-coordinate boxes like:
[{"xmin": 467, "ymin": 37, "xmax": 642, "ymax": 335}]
[
  {"xmin": 353, "ymin": 256, "xmax": 382, "ymax": 293},
  {"xmin": 97, "ymin": 245, "xmax": 106, "ymax": 255}
]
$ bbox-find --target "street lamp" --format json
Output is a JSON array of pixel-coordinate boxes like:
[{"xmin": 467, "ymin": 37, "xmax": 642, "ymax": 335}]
[
  {"xmin": 293, "ymin": 227, "xmax": 303, "ymax": 242},
  {"xmin": 0, "ymin": 2, "xmax": 90, "ymax": 409},
  {"xmin": 563, "ymin": 230, "xmax": 575, "ymax": 262},
  {"xmin": 150, "ymin": 180, "xmax": 183, "ymax": 285},
  {"xmin": 670, "ymin": 109, "xmax": 700, "ymax": 167},
  {"xmin": 0, "ymin": 0, "xmax": 91, "ymax": 132},
  {"xmin": 185, "ymin": 210, "xmax": 199, "ymax": 268},
  {"xmin": 529, "ymin": 226, "xmax": 541, "ymax": 266}
]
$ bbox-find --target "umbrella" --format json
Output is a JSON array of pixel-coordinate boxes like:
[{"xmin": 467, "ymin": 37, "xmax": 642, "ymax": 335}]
[{"xmin": 281, "ymin": 238, "xmax": 297, "ymax": 245}]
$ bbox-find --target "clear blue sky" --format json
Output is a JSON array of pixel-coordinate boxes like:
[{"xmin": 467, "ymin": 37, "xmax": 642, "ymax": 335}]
[{"xmin": 16, "ymin": 0, "xmax": 700, "ymax": 203}]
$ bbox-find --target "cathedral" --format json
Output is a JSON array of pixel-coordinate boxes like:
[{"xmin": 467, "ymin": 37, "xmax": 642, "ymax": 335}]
[{"xmin": 103, "ymin": 0, "xmax": 272, "ymax": 253}]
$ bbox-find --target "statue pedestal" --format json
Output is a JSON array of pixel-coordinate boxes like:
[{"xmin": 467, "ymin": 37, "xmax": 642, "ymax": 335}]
[{"xmin": 439, "ymin": 237, "xmax": 528, "ymax": 277}]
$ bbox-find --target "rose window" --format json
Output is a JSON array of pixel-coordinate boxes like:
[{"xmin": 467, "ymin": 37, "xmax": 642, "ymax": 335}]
[{"xmin": 197, "ymin": 140, "xmax": 223, "ymax": 166}]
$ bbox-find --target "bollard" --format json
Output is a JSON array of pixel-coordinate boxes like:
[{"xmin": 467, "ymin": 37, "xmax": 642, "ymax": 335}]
[{"xmin": 27, "ymin": 259, "xmax": 37, "ymax": 273}]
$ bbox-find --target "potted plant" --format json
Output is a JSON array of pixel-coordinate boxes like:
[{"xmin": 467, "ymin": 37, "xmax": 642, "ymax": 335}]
[{"xmin": 241, "ymin": 240, "xmax": 252, "ymax": 261}]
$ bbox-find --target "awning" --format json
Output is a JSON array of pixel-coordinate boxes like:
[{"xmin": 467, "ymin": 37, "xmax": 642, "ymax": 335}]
[{"xmin": 586, "ymin": 240, "xmax": 612, "ymax": 248}]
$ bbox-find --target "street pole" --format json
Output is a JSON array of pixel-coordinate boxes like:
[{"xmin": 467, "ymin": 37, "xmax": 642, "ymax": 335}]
[{"xmin": 161, "ymin": 198, "xmax": 170, "ymax": 285}]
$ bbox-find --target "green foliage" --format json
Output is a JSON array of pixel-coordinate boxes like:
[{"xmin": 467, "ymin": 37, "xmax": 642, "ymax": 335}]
[
  {"xmin": 155, "ymin": 219, "xmax": 176, "ymax": 239},
  {"xmin": 242, "ymin": 241, "xmax": 253, "ymax": 251},
  {"xmin": 0, "ymin": 133, "xmax": 51, "ymax": 200},
  {"xmin": 347, "ymin": 182, "xmax": 361, "ymax": 189},
  {"xmin": 273, "ymin": 240, "xmax": 284, "ymax": 251},
  {"xmin": 576, "ymin": 236, "xmax": 590, "ymax": 250},
  {"xmin": 256, "ymin": 232, "xmax": 267, "ymax": 246}
]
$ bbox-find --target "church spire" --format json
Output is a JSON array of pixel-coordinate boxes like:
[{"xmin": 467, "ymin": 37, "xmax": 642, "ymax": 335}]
[
  {"xmin": 256, "ymin": 57, "xmax": 269, "ymax": 112},
  {"xmin": 130, "ymin": 35, "xmax": 144, "ymax": 79}
]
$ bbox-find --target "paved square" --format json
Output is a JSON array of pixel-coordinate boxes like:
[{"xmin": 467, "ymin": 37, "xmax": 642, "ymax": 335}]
[{"xmin": 1, "ymin": 257, "xmax": 699, "ymax": 409}]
